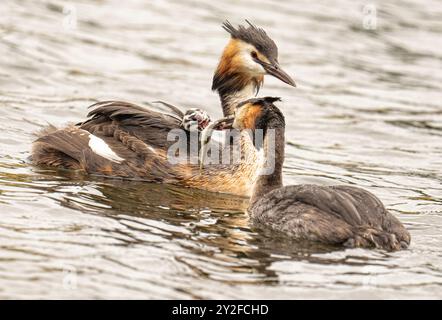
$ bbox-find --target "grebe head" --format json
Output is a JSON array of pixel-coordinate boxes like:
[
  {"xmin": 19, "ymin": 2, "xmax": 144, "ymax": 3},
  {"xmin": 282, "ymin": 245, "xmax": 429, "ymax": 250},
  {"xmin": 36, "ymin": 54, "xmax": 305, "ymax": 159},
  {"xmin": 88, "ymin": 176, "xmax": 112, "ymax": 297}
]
[
  {"xmin": 212, "ymin": 21, "xmax": 296, "ymax": 96},
  {"xmin": 233, "ymin": 97, "xmax": 284, "ymax": 132},
  {"xmin": 182, "ymin": 108, "xmax": 211, "ymax": 131},
  {"xmin": 198, "ymin": 97, "xmax": 283, "ymax": 169}
]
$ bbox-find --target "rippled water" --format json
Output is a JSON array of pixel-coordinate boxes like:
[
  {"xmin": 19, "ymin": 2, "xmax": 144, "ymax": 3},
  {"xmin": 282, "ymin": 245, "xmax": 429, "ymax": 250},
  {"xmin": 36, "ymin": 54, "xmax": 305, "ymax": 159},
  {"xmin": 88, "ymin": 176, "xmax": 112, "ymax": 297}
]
[{"xmin": 1, "ymin": 0, "xmax": 441, "ymax": 299}]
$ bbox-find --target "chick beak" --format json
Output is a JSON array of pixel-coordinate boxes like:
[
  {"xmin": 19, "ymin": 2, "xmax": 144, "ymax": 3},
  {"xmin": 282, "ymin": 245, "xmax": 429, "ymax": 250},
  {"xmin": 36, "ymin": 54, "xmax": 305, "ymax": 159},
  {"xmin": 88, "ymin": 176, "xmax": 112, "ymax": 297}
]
[{"xmin": 263, "ymin": 62, "xmax": 296, "ymax": 87}]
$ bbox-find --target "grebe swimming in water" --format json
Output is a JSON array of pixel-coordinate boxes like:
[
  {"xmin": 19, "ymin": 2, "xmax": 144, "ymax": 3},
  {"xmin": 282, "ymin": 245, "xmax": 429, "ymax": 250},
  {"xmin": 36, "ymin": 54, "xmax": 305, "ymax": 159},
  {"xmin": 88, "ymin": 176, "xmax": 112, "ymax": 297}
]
[
  {"xmin": 32, "ymin": 21, "xmax": 295, "ymax": 195},
  {"xmin": 202, "ymin": 97, "xmax": 410, "ymax": 250}
]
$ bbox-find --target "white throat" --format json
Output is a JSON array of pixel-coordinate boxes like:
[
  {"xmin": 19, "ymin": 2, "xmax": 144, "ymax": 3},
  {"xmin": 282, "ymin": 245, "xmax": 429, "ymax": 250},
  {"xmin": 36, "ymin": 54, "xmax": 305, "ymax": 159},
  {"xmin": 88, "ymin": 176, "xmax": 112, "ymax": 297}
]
[{"xmin": 224, "ymin": 83, "xmax": 256, "ymax": 111}]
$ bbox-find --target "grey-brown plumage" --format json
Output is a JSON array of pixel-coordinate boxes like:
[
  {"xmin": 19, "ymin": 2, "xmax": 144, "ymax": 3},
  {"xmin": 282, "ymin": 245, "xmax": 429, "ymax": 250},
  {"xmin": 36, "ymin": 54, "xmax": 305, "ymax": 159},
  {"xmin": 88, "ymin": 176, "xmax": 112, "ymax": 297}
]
[
  {"xmin": 251, "ymin": 184, "xmax": 410, "ymax": 250},
  {"xmin": 79, "ymin": 100, "xmax": 184, "ymax": 149},
  {"xmin": 32, "ymin": 124, "xmax": 180, "ymax": 182},
  {"xmin": 229, "ymin": 97, "xmax": 410, "ymax": 251}
]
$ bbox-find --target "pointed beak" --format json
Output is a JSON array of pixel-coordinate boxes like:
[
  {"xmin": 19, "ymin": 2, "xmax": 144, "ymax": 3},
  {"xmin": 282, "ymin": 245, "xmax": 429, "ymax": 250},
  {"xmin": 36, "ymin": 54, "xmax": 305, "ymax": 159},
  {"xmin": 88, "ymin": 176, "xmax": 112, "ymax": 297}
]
[{"xmin": 262, "ymin": 62, "xmax": 296, "ymax": 87}]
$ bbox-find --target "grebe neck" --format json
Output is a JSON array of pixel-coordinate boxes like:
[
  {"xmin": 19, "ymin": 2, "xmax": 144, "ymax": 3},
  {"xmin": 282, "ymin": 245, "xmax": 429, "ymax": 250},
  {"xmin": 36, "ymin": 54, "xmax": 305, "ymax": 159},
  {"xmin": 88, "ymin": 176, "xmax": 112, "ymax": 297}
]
[
  {"xmin": 250, "ymin": 123, "xmax": 284, "ymax": 205},
  {"xmin": 215, "ymin": 76, "xmax": 262, "ymax": 116}
]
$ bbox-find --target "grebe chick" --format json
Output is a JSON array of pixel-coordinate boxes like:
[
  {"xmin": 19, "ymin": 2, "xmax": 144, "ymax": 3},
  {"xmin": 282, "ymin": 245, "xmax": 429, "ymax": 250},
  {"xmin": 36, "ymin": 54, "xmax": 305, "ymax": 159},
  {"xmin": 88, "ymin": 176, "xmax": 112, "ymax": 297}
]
[
  {"xmin": 212, "ymin": 97, "xmax": 410, "ymax": 250},
  {"xmin": 31, "ymin": 21, "xmax": 295, "ymax": 196},
  {"xmin": 181, "ymin": 108, "xmax": 211, "ymax": 131}
]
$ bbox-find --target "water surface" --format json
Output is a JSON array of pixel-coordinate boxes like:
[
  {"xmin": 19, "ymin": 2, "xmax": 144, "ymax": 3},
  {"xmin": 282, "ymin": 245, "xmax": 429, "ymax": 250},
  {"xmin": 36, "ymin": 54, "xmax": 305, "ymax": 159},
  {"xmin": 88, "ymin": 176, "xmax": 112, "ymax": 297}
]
[{"xmin": 0, "ymin": 0, "xmax": 441, "ymax": 299}]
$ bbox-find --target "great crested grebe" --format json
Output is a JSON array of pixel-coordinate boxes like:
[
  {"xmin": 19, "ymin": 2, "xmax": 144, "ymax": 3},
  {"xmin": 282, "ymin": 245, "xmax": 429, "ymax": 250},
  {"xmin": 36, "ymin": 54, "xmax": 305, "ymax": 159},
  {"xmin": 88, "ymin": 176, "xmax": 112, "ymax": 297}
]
[
  {"xmin": 31, "ymin": 21, "xmax": 295, "ymax": 195},
  {"xmin": 207, "ymin": 97, "xmax": 410, "ymax": 250}
]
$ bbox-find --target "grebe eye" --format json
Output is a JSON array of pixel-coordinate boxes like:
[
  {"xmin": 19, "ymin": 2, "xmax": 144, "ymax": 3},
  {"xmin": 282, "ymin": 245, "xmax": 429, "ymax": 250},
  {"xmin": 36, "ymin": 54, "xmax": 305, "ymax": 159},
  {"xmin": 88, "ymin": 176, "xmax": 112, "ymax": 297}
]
[{"xmin": 251, "ymin": 51, "xmax": 258, "ymax": 59}]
